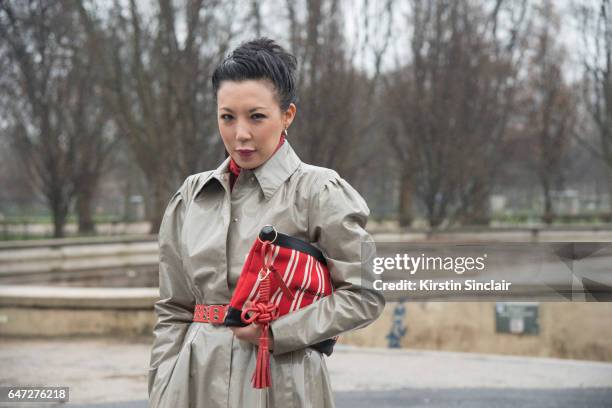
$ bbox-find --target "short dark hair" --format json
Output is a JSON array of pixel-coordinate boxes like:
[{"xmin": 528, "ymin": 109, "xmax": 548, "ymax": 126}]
[{"xmin": 212, "ymin": 37, "xmax": 298, "ymax": 111}]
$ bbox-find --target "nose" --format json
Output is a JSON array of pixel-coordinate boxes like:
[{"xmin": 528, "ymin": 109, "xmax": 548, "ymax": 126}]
[{"xmin": 235, "ymin": 123, "xmax": 252, "ymax": 143}]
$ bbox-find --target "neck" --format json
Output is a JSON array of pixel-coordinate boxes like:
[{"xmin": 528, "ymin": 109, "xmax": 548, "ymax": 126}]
[
  {"xmin": 229, "ymin": 134, "xmax": 286, "ymax": 174},
  {"xmin": 228, "ymin": 134, "xmax": 286, "ymax": 190}
]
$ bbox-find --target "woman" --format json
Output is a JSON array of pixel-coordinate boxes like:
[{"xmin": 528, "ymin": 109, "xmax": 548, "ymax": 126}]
[{"xmin": 148, "ymin": 37, "xmax": 385, "ymax": 408}]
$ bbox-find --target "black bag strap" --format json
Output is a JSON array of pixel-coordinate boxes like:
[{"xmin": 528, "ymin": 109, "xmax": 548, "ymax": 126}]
[{"xmin": 258, "ymin": 225, "xmax": 326, "ymax": 265}]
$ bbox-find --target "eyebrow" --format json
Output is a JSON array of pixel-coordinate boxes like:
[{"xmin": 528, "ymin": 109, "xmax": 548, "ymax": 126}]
[{"xmin": 219, "ymin": 107, "xmax": 267, "ymax": 113}]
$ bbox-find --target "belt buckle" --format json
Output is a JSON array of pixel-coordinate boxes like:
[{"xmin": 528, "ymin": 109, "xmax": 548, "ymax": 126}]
[{"xmin": 208, "ymin": 305, "xmax": 226, "ymax": 324}]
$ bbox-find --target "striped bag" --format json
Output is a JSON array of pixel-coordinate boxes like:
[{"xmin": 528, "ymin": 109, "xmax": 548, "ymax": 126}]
[{"xmin": 224, "ymin": 225, "xmax": 337, "ymax": 388}]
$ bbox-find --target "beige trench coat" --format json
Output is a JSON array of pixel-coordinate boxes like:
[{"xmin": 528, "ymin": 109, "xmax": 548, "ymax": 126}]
[{"xmin": 148, "ymin": 141, "xmax": 385, "ymax": 408}]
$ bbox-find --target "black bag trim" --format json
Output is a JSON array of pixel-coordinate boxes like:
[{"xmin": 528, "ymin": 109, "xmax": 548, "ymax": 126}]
[{"xmin": 259, "ymin": 228, "xmax": 326, "ymax": 265}]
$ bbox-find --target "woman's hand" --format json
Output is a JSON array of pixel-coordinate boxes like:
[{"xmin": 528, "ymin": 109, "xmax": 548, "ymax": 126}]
[{"xmin": 229, "ymin": 302, "xmax": 274, "ymax": 350}]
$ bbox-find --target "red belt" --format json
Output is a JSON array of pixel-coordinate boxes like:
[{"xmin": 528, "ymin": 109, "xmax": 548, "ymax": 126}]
[{"xmin": 193, "ymin": 304, "xmax": 228, "ymax": 324}]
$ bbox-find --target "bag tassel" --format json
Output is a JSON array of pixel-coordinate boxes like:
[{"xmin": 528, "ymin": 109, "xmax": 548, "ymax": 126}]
[{"xmin": 241, "ymin": 242, "xmax": 283, "ymax": 388}]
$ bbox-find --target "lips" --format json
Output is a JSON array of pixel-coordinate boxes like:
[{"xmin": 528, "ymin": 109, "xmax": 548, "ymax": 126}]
[{"xmin": 236, "ymin": 149, "xmax": 256, "ymax": 159}]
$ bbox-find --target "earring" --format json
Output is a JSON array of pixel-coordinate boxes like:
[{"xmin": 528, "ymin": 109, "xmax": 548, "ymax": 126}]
[{"xmin": 282, "ymin": 127, "xmax": 288, "ymax": 137}]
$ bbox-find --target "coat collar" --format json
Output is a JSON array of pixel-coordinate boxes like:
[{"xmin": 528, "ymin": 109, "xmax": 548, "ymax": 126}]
[{"xmin": 195, "ymin": 140, "xmax": 301, "ymax": 200}]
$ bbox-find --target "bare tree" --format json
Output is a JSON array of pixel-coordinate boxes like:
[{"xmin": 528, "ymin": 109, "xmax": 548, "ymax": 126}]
[
  {"xmin": 522, "ymin": 1, "xmax": 576, "ymax": 224},
  {"xmin": 0, "ymin": 2, "xmax": 114, "ymax": 237},
  {"xmin": 576, "ymin": 0, "xmax": 612, "ymax": 202},
  {"xmin": 384, "ymin": 0, "xmax": 528, "ymax": 227},
  {"xmin": 77, "ymin": 0, "xmax": 235, "ymax": 232},
  {"xmin": 286, "ymin": 0, "xmax": 394, "ymax": 182}
]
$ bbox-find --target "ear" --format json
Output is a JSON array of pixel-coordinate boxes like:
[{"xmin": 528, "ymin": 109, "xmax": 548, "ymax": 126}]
[{"xmin": 283, "ymin": 103, "xmax": 297, "ymax": 129}]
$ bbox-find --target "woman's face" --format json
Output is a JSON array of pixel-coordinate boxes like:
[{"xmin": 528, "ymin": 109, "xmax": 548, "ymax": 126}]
[{"xmin": 217, "ymin": 79, "xmax": 296, "ymax": 169}]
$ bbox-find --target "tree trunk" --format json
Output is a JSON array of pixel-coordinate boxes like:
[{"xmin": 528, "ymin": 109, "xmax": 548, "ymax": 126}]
[
  {"xmin": 542, "ymin": 180, "xmax": 554, "ymax": 225},
  {"xmin": 607, "ymin": 167, "xmax": 612, "ymax": 213},
  {"xmin": 398, "ymin": 165, "xmax": 413, "ymax": 227},
  {"xmin": 427, "ymin": 196, "xmax": 444, "ymax": 229},
  {"xmin": 462, "ymin": 181, "xmax": 491, "ymax": 226},
  {"xmin": 51, "ymin": 200, "xmax": 68, "ymax": 238},
  {"xmin": 76, "ymin": 184, "xmax": 96, "ymax": 234},
  {"xmin": 458, "ymin": 177, "xmax": 491, "ymax": 226},
  {"xmin": 428, "ymin": 213, "xmax": 444, "ymax": 229}
]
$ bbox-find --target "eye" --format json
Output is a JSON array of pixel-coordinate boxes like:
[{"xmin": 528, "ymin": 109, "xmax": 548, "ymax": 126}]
[
  {"xmin": 220, "ymin": 114, "xmax": 233, "ymax": 121},
  {"xmin": 251, "ymin": 113, "xmax": 266, "ymax": 120}
]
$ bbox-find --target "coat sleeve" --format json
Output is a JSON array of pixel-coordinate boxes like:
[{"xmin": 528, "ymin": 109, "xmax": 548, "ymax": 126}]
[
  {"xmin": 148, "ymin": 179, "xmax": 196, "ymax": 397},
  {"xmin": 269, "ymin": 172, "xmax": 385, "ymax": 355}
]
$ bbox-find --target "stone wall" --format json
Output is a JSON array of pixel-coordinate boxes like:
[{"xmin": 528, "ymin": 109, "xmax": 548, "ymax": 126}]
[{"xmin": 340, "ymin": 302, "xmax": 612, "ymax": 362}]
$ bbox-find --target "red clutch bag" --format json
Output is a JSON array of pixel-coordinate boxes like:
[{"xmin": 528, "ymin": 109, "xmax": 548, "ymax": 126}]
[{"xmin": 224, "ymin": 225, "xmax": 337, "ymax": 388}]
